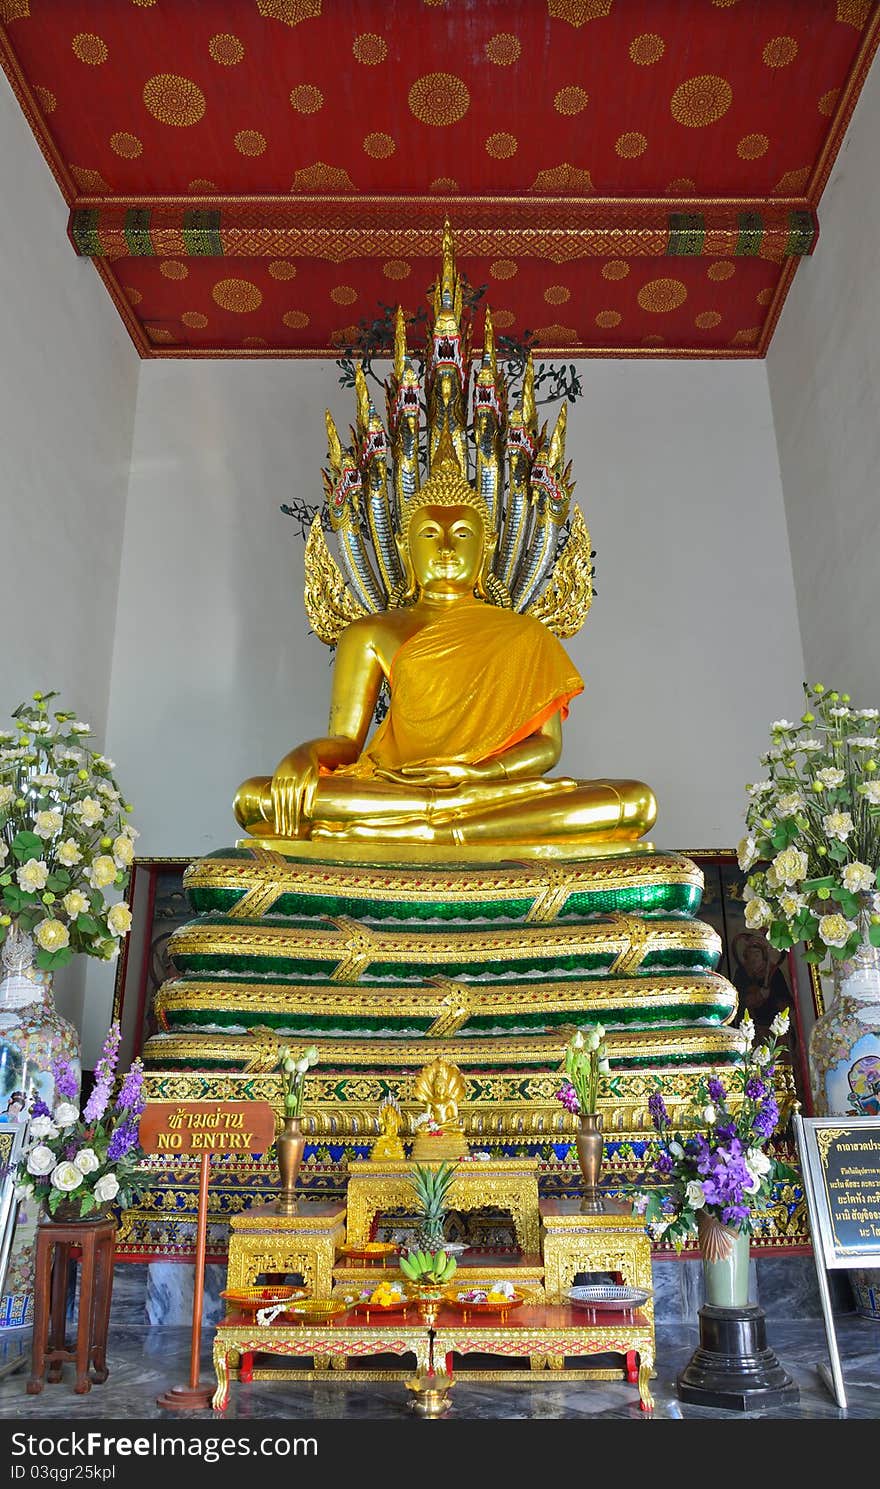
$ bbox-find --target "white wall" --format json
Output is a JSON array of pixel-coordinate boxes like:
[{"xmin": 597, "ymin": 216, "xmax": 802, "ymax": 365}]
[
  {"xmin": 767, "ymin": 58, "xmax": 880, "ymax": 705},
  {"xmin": 0, "ymin": 75, "xmax": 139, "ymax": 1030},
  {"xmin": 105, "ymin": 357, "xmax": 803, "ymax": 863}
]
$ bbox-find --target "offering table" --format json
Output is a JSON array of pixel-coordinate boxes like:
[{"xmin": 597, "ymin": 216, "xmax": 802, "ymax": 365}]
[
  {"xmin": 225, "ymin": 1201, "xmax": 346, "ymax": 1295},
  {"xmin": 211, "ymin": 1301, "xmax": 654, "ymax": 1412},
  {"xmin": 345, "ymin": 1158, "xmax": 541, "ymax": 1252},
  {"xmin": 211, "ymin": 1308, "xmax": 432, "ymax": 1411},
  {"xmin": 433, "ymin": 1300, "xmax": 654, "ymax": 1410}
]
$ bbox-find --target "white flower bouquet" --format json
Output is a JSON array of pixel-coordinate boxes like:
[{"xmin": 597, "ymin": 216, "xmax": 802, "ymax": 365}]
[
  {"xmin": 739, "ymin": 684, "xmax": 880, "ymax": 967},
  {"xmin": 18, "ymin": 1023, "xmax": 147, "ymax": 1220},
  {"xmin": 0, "ymin": 692, "xmax": 138, "ymax": 971}
]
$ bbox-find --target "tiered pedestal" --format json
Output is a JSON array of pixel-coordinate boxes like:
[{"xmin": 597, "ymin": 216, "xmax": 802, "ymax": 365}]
[{"xmin": 345, "ymin": 1159, "xmax": 541, "ymax": 1253}]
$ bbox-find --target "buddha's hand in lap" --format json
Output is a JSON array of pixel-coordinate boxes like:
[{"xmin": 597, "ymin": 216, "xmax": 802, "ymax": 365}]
[
  {"xmin": 374, "ymin": 761, "xmax": 502, "ymax": 788},
  {"xmin": 270, "ymin": 744, "xmax": 321, "ymax": 836}
]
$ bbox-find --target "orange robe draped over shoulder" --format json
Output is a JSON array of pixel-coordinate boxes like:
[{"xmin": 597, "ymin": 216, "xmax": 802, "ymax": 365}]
[{"xmin": 349, "ymin": 598, "xmax": 584, "ymax": 777}]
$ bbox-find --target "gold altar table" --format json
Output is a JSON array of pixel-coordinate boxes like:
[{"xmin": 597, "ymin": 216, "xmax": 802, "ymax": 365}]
[
  {"xmin": 432, "ymin": 1300, "xmax": 654, "ymax": 1411},
  {"xmin": 225, "ymin": 1201, "xmax": 346, "ymax": 1295},
  {"xmin": 540, "ymin": 1197, "xmax": 655, "ymax": 1330},
  {"xmin": 344, "ymin": 1158, "xmax": 541, "ymax": 1252},
  {"xmin": 211, "ymin": 1309, "xmax": 432, "ymax": 1411},
  {"xmin": 211, "ymin": 1302, "xmax": 654, "ymax": 1412}
]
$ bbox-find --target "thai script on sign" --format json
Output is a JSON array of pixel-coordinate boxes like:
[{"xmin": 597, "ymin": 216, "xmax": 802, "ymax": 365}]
[{"xmin": 139, "ymin": 1101, "xmax": 276, "ymax": 1156}]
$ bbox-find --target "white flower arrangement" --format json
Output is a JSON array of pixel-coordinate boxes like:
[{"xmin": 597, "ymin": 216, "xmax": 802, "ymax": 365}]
[
  {"xmin": 0, "ymin": 692, "xmax": 138, "ymax": 971},
  {"xmin": 741, "ymin": 684, "xmax": 880, "ymax": 967}
]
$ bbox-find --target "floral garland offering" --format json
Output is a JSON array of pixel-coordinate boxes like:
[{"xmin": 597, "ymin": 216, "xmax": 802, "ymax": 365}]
[
  {"xmin": 739, "ymin": 684, "xmax": 880, "ymax": 966},
  {"xmin": 0, "ymin": 692, "xmax": 138, "ymax": 970},
  {"xmin": 554, "ymin": 1025, "xmax": 609, "ymax": 1117},
  {"xmin": 18, "ymin": 1022, "xmax": 147, "ymax": 1219},
  {"xmin": 641, "ymin": 1010, "xmax": 796, "ymax": 1248}
]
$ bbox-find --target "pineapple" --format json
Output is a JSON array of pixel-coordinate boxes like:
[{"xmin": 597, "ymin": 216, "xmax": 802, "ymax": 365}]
[{"xmin": 408, "ymin": 1161, "xmax": 458, "ymax": 1251}]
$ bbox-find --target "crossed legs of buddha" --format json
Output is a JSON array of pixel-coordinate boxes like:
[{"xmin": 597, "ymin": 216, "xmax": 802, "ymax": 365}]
[{"xmin": 234, "ymin": 774, "xmax": 657, "ymax": 845}]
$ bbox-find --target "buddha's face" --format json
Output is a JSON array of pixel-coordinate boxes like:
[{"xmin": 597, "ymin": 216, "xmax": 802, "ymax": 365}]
[{"xmin": 408, "ymin": 503, "xmax": 484, "ymax": 597}]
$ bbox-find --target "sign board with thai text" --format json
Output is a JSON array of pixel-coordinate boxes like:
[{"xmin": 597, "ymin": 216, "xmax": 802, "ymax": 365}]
[
  {"xmin": 796, "ymin": 1115, "xmax": 880, "ymax": 1266},
  {"xmin": 139, "ymin": 1101, "xmax": 276, "ymax": 1157},
  {"xmin": 793, "ymin": 1114, "xmax": 880, "ymax": 1408}
]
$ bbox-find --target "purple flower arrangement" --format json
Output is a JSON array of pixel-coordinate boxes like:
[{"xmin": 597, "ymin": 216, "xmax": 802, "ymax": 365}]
[
  {"xmin": 641, "ymin": 1009, "xmax": 797, "ymax": 1248},
  {"xmin": 18, "ymin": 1020, "xmax": 148, "ymax": 1220}
]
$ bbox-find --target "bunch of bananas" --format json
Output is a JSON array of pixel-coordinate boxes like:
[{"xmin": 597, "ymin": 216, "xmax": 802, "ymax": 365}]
[{"xmin": 399, "ymin": 1248, "xmax": 458, "ymax": 1285}]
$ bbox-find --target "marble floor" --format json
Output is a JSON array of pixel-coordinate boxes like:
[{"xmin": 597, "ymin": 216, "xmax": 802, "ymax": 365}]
[{"xmin": 0, "ymin": 1315, "xmax": 876, "ymax": 1421}]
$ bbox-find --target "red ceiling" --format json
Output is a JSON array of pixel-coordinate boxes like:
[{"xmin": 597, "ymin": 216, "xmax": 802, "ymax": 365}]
[{"xmin": 1, "ymin": 0, "xmax": 878, "ymax": 358}]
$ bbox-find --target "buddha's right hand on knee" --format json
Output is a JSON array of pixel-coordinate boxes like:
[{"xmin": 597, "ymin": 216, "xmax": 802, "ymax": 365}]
[{"xmin": 270, "ymin": 744, "xmax": 321, "ymax": 837}]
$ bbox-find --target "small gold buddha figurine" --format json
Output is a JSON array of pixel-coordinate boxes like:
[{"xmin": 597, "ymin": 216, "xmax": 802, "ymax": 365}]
[
  {"xmin": 410, "ymin": 1057, "xmax": 468, "ymax": 1160},
  {"xmin": 234, "ymin": 224, "xmax": 657, "ymax": 854},
  {"xmin": 371, "ymin": 1094, "xmax": 406, "ymax": 1161}
]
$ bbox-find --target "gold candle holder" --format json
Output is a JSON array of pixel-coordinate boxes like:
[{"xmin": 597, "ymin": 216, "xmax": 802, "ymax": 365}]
[{"xmin": 405, "ymin": 1369, "xmax": 454, "ymax": 1417}]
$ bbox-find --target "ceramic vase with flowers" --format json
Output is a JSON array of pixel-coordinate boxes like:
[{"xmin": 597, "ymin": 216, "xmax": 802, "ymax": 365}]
[
  {"xmin": 740, "ymin": 683, "xmax": 880, "ymax": 1316},
  {"xmin": 0, "ymin": 691, "xmax": 137, "ymax": 1323},
  {"xmin": 275, "ymin": 1044, "xmax": 318, "ymax": 1214},
  {"xmin": 642, "ymin": 1010, "xmax": 795, "ymax": 1306},
  {"xmin": 17, "ymin": 1022, "xmax": 148, "ymax": 1225},
  {"xmin": 555, "ymin": 1024, "xmax": 610, "ymax": 1212}
]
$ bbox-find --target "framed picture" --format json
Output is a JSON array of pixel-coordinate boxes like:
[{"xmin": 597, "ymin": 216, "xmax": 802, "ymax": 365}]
[
  {"xmin": 112, "ymin": 858, "xmax": 191, "ymax": 1067},
  {"xmin": 114, "ymin": 850, "xmax": 815, "ymax": 1110},
  {"xmin": 687, "ymin": 851, "xmax": 814, "ymax": 1114}
]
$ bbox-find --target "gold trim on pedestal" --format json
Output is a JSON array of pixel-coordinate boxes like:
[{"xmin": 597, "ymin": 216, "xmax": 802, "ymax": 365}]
[
  {"xmin": 237, "ymin": 836, "xmax": 657, "ymax": 865},
  {"xmin": 185, "ymin": 849, "xmax": 702, "ymax": 914},
  {"xmin": 540, "ymin": 1199, "xmax": 655, "ymax": 1330},
  {"xmin": 168, "ymin": 915, "xmax": 720, "ymax": 977},
  {"xmin": 155, "ymin": 972, "xmax": 737, "ymax": 1025}
]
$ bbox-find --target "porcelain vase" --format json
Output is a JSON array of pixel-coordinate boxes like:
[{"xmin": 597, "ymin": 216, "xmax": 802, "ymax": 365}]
[
  {"xmin": 275, "ymin": 1115, "xmax": 305, "ymax": 1215},
  {"xmin": 697, "ymin": 1213, "xmax": 750, "ymax": 1308},
  {"xmin": 808, "ymin": 910, "xmax": 880, "ymax": 1320},
  {"xmin": 0, "ymin": 925, "xmax": 81, "ymax": 1328}
]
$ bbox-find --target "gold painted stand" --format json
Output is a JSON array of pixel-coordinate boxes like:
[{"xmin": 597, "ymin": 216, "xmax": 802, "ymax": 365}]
[
  {"xmin": 211, "ymin": 1302, "xmax": 654, "ymax": 1412},
  {"xmin": 212, "ymin": 1312, "xmax": 432, "ymax": 1411},
  {"xmin": 540, "ymin": 1197, "xmax": 655, "ymax": 1331},
  {"xmin": 213, "ymin": 1183, "xmax": 658, "ymax": 1412},
  {"xmin": 225, "ymin": 1201, "xmax": 346, "ymax": 1296},
  {"xmin": 433, "ymin": 1301, "xmax": 654, "ymax": 1410},
  {"xmin": 344, "ymin": 1158, "xmax": 541, "ymax": 1253}
]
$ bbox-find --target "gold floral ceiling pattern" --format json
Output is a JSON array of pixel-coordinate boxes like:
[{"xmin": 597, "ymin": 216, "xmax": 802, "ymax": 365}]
[{"xmin": 0, "ymin": 0, "xmax": 878, "ymax": 357}]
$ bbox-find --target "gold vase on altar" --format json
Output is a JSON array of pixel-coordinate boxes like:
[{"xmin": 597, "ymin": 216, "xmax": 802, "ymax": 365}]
[
  {"xmin": 575, "ymin": 1113, "xmax": 605, "ymax": 1213},
  {"xmin": 275, "ymin": 1116, "xmax": 305, "ymax": 1216}
]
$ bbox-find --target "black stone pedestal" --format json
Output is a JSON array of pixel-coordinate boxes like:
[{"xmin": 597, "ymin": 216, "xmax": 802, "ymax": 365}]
[{"xmin": 676, "ymin": 1305, "xmax": 799, "ymax": 1411}]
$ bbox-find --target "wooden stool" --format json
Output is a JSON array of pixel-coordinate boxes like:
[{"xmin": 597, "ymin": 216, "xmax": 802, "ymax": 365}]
[{"xmin": 27, "ymin": 1216, "xmax": 117, "ymax": 1396}]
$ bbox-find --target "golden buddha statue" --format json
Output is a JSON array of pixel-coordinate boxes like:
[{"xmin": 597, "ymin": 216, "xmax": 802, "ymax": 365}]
[
  {"xmin": 411, "ymin": 1057, "xmax": 468, "ymax": 1160},
  {"xmin": 234, "ymin": 225, "xmax": 656, "ymax": 856},
  {"xmin": 371, "ymin": 1094, "xmax": 406, "ymax": 1161}
]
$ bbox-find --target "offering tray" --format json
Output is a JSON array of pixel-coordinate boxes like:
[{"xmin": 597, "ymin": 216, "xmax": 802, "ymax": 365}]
[
  {"xmin": 220, "ymin": 1286, "xmax": 306, "ymax": 1314},
  {"xmin": 277, "ymin": 1298, "xmax": 350, "ymax": 1325},
  {"xmin": 444, "ymin": 1287, "xmax": 527, "ymax": 1321},
  {"xmin": 348, "ymin": 1292, "xmax": 417, "ymax": 1320},
  {"xmin": 336, "ymin": 1242, "xmax": 398, "ymax": 1264},
  {"xmin": 568, "ymin": 1285, "xmax": 651, "ymax": 1320}
]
